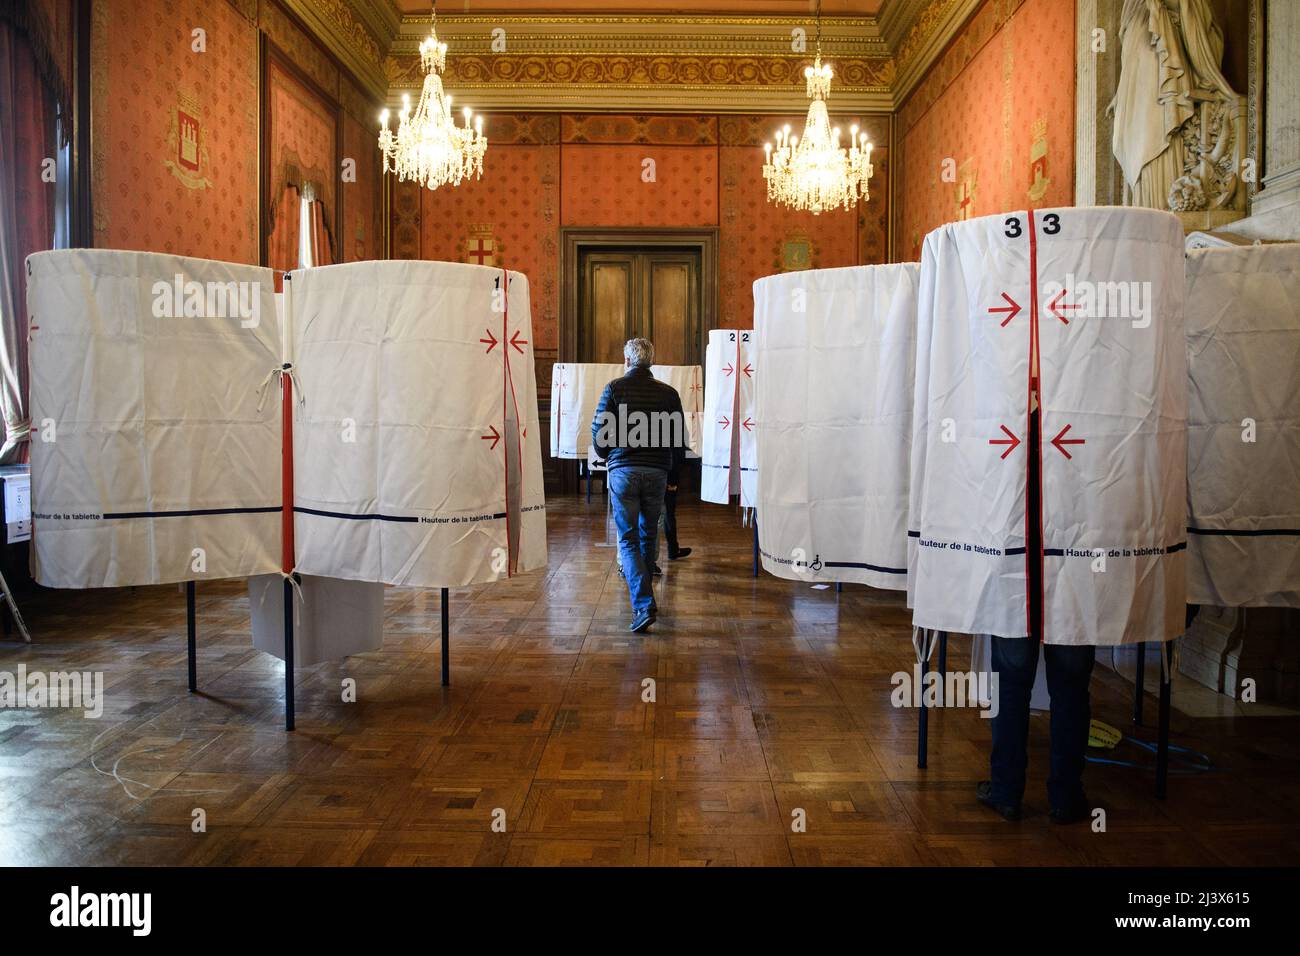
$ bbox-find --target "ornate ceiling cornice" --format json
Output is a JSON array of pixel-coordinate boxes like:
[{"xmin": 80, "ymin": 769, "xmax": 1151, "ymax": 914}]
[
  {"xmin": 384, "ymin": 13, "xmax": 893, "ymax": 113},
  {"xmin": 890, "ymin": 0, "xmax": 983, "ymax": 104},
  {"xmin": 283, "ymin": 1, "xmax": 987, "ymax": 114},
  {"xmin": 278, "ymin": 0, "xmax": 394, "ymax": 98}
]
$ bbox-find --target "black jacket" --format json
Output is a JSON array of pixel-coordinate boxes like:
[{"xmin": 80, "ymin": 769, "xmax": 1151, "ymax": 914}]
[{"xmin": 591, "ymin": 366, "xmax": 687, "ymax": 482}]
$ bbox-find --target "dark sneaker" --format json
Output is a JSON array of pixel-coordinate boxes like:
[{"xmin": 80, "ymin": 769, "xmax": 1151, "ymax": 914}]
[
  {"xmin": 669, "ymin": 547, "xmax": 692, "ymax": 560},
  {"xmin": 976, "ymin": 781, "xmax": 1022, "ymax": 821},
  {"xmin": 1049, "ymin": 799, "xmax": 1091, "ymax": 825},
  {"xmin": 630, "ymin": 612, "xmax": 653, "ymax": 633}
]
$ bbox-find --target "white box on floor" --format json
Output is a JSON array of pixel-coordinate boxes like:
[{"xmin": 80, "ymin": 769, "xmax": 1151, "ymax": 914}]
[{"xmin": 248, "ymin": 574, "xmax": 385, "ymax": 666}]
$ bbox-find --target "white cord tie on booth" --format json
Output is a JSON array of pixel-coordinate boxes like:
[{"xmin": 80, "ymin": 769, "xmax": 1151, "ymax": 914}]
[{"xmin": 255, "ymin": 363, "xmax": 305, "ymax": 413}]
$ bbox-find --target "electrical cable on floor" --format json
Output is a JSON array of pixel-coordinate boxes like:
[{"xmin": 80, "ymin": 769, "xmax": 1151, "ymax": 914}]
[{"xmin": 1087, "ymin": 735, "xmax": 1218, "ymax": 775}]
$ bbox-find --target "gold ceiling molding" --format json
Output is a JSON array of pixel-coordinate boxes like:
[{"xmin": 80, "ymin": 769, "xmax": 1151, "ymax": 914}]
[
  {"xmin": 282, "ymin": 2, "xmax": 990, "ymax": 113},
  {"xmin": 384, "ymin": 55, "xmax": 894, "ymax": 90},
  {"xmin": 278, "ymin": 0, "xmax": 393, "ymax": 98},
  {"xmin": 382, "ymin": 11, "xmax": 894, "ymax": 113},
  {"xmin": 389, "ymin": 14, "xmax": 890, "ymax": 58},
  {"xmin": 891, "ymin": 0, "xmax": 985, "ymax": 104},
  {"xmin": 895, "ymin": 0, "xmax": 962, "ymax": 70}
]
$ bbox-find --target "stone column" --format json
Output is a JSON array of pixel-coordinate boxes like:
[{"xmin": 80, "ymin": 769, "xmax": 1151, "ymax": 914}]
[{"xmin": 1227, "ymin": 0, "xmax": 1300, "ymax": 240}]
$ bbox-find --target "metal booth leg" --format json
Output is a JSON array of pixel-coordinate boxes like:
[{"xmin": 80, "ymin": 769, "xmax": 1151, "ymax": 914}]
[
  {"xmin": 917, "ymin": 629, "xmax": 931, "ymax": 769},
  {"xmin": 441, "ymin": 587, "xmax": 451, "ymax": 687},
  {"xmin": 186, "ymin": 581, "xmax": 197, "ymax": 692},
  {"xmin": 1156, "ymin": 640, "xmax": 1174, "ymax": 800},
  {"xmin": 283, "ymin": 576, "xmax": 295, "ymax": 732},
  {"xmin": 937, "ymin": 631, "xmax": 948, "ymax": 706},
  {"xmin": 1134, "ymin": 641, "xmax": 1146, "ymax": 726}
]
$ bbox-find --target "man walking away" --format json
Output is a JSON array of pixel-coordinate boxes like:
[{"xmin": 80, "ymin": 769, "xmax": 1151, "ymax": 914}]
[{"xmin": 591, "ymin": 338, "xmax": 687, "ymax": 632}]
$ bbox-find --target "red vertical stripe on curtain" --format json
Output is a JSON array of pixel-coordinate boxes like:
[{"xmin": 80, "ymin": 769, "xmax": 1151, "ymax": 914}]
[{"xmin": 0, "ymin": 21, "xmax": 56, "ymax": 464}]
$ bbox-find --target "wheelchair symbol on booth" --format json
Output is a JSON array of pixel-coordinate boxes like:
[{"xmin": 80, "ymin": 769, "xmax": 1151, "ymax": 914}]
[{"xmin": 809, "ymin": 554, "xmax": 824, "ymax": 572}]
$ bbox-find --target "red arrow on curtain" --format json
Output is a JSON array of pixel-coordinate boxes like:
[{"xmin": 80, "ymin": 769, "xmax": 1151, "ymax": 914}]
[
  {"xmin": 989, "ymin": 424, "xmax": 1021, "ymax": 459},
  {"xmin": 988, "ymin": 293, "xmax": 1022, "ymax": 327}
]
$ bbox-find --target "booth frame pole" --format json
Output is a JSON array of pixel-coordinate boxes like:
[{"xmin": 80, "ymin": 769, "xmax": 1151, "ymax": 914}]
[
  {"xmin": 280, "ymin": 272, "xmax": 297, "ymax": 733},
  {"xmin": 752, "ymin": 513, "xmax": 758, "ymax": 577},
  {"xmin": 917, "ymin": 631, "xmax": 930, "ymax": 769},
  {"xmin": 283, "ymin": 576, "xmax": 295, "ymax": 732},
  {"xmin": 1156, "ymin": 639, "xmax": 1173, "ymax": 799},
  {"xmin": 186, "ymin": 581, "xmax": 197, "ymax": 692},
  {"xmin": 937, "ymin": 631, "xmax": 948, "ymax": 706},
  {"xmin": 441, "ymin": 587, "xmax": 450, "ymax": 687}
]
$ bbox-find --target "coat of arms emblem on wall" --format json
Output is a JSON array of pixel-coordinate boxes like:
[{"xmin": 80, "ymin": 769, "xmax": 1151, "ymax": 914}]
[{"xmin": 164, "ymin": 91, "xmax": 213, "ymax": 190}]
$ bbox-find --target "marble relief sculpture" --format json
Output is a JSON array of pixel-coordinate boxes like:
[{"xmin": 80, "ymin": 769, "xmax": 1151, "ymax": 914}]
[{"xmin": 1110, "ymin": 0, "xmax": 1245, "ymax": 213}]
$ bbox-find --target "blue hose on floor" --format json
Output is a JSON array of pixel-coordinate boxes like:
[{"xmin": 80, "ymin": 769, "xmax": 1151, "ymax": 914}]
[{"xmin": 1087, "ymin": 735, "xmax": 1217, "ymax": 775}]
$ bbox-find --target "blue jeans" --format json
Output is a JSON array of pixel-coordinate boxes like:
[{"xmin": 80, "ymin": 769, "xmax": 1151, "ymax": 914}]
[
  {"xmin": 989, "ymin": 636, "xmax": 1095, "ymax": 810},
  {"xmin": 608, "ymin": 466, "xmax": 666, "ymax": 616}
]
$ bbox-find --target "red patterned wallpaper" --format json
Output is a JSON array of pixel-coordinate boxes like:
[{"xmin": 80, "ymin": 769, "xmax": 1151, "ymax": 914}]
[
  {"xmin": 91, "ymin": 0, "xmax": 259, "ymax": 263},
  {"xmin": 419, "ymin": 143, "xmax": 560, "ymax": 348},
  {"xmin": 719, "ymin": 144, "xmax": 860, "ymax": 327},
  {"xmin": 407, "ymin": 112, "xmax": 891, "ymax": 351},
  {"xmin": 896, "ymin": 0, "xmax": 1075, "ymax": 260},
  {"xmin": 341, "ymin": 112, "xmax": 382, "ymax": 263},
  {"xmin": 560, "ymin": 145, "xmax": 718, "ymax": 228}
]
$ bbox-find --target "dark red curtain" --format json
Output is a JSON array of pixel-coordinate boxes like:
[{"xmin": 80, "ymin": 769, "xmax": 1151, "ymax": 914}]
[
  {"xmin": 306, "ymin": 197, "xmax": 332, "ymax": 267},
  {"xmin": 0, "ymin": 18, "xmax": 58, "ymax": 463}
]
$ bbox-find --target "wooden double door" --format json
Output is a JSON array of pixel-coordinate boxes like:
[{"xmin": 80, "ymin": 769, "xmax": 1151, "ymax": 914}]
[{"xmin": 579, "ymin": 248, "xmax": 702, "ymax": 367}]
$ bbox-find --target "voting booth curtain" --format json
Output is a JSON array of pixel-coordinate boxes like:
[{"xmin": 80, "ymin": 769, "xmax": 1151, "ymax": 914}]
[
  {"xmin": 549, "ymin": 362, "xmax": 702, "ymax": 461},
  {"xmin": 1186, "ymin": 242, "xmax": 1300, "ymax": 609},
  {"xmin": 27, "ymin": 250, "xmax": 547, "ymax": 593},
  {"xmin": 26, "ymin": 250, "xmax": 283, "ymax": 587},
  {"xmin": 754, "ymin": 263, "xmax": 919, "ymax": 589},
  {"xmin": 290, "ymin": 260, "xmax": 546, "ymax": 587},
  {"xmin": 908, "ymin": 207, "xmax": 1187, "ymax": 647},
  {"xmin": 701, "ymin": 328, "xmax": 756, "ymax": 506}
]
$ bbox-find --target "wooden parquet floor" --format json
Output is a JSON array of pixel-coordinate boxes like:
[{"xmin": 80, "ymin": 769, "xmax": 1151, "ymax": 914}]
[{"xmin": 1, "ymin": 496, "xmax": 1297, "ymax": 866}]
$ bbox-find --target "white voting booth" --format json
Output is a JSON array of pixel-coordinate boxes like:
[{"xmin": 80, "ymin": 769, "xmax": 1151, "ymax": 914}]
[
  {"xmin": 550, "ymin": 362, "xmax": 702, "ymax": 461},
  {"xmin": 28, "ymin": 250, "xmax": 547, "ymax": 727},
  {"xmin": 26, "ymin": 250, "xmax": 283, "ymax": 587},
  {"xmin": 909, "ymin": 207, "xmax": 1187, "ymax": 647},
  {"xmin": 651, "ymin": 364, "xmax": 703, "ymax": 457},
  {"xmin": 289, "ymin": 260, "xmax": 546, "ymax": 586},
  {"xmin": 754, "ymin": 263, "xmax": 919, "ymax": 588},
  {"xmin": 1185, "ymin": 242, "xmax": 1300, "ymax": 608},
  {"xmin": 701, "ymin": 328, "xmax": 756, "ymax": 506},
  {"xmin": 550, "ymin": 362, "xmax": 622, "ymax": 460}
]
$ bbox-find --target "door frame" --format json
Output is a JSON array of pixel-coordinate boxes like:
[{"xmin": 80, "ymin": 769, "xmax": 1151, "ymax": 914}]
[{"xmin": 561, "ymin": 227, "xmax": 719, "ymax": 368}]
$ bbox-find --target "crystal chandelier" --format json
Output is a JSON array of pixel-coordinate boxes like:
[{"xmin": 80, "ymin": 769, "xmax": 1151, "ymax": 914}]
[
  {"xmin": 378, "ymin": 3, "xmax": 486, "ymax": 191},
  {"xmin": 761, "ymin": 5, "xmax": 872, "ymax": 215}
]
